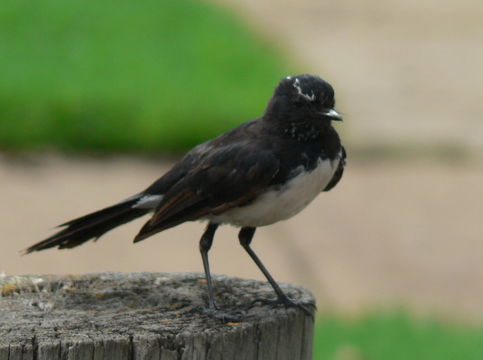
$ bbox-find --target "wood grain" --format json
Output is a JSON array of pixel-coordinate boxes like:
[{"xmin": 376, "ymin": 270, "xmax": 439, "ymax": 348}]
[{"xmin": 0, "ymin": 272, "xmax": 315, "ymax": 360}]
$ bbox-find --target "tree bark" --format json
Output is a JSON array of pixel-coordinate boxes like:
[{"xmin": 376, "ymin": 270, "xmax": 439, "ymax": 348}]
[{"xmin": 0, "ymin": 272, "xmax": 315, "ymax": 360}]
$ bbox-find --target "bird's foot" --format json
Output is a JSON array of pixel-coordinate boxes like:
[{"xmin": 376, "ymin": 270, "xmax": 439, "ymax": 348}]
[
  {"xmin": 202, "ymin": 306, "xmax": 246, "ymax": 322},
  {"xmin": 252, "ymin": 295, "xmax": 315, "ymax": 317}
]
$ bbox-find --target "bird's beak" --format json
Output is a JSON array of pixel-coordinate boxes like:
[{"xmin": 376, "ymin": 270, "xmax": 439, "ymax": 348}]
[{"xmin": 321, "ymin": 109, "xmax": 343, "ymax": 121}]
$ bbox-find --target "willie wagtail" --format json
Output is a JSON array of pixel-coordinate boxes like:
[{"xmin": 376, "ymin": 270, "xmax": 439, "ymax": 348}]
[{"xmin": 26, "ymin": 74, "xmax": 346, "ymax": 320}]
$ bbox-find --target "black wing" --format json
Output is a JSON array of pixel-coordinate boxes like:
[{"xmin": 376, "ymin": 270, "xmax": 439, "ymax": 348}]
[
  {"xmin": 323, "ymin": 146, "xmax": 346, "ymax": 192},
  {"xmin": 134, "ymin": 142, "xmax": 280, "ymax": 242}
]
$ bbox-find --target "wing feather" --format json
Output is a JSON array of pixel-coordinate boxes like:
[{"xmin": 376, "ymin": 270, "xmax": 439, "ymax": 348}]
[
  {"xmin": 324, "ymin": 146, "xmax": 346, "ymax": 191},
  {"xmin": 134, "ymin": 143, "xmax": 279, "ymax": 242}
]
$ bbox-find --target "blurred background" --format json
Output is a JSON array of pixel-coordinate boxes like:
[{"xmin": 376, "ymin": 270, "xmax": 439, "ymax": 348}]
[{"xmin": 1, "ymin": 0, "xmax": 482, "ymax": 358}]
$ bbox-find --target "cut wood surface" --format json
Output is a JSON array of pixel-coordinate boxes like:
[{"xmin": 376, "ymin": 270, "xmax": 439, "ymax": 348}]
[{"xmin": 0, "ymin": 272, "xmax": 315, "ymax": 360}]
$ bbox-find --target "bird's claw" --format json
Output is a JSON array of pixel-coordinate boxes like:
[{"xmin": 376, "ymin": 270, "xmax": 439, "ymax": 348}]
[{"xmin": 251, "ymin": 296, "xmax": 315, "ymax": 317}]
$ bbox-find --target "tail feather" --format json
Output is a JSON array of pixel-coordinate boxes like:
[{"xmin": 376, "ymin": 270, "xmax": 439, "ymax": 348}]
[
  {"xmin": 57, "ymin": 195, "xmax": 140, "ymax": 228},
  {"xmin": 25, "ymin": 196, "xmax": 149, "ymax": 254}
]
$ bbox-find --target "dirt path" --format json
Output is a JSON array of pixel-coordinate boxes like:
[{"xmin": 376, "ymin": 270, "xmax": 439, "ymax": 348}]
[{"xmin": 1, "ymin": 156, "xmax": 482, "ymax": 319}]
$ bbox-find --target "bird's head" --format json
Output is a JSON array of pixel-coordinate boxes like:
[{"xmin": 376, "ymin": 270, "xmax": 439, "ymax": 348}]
[{"xmin": 265, "ymin": 74, "xmax": 342, "ymax": 125}]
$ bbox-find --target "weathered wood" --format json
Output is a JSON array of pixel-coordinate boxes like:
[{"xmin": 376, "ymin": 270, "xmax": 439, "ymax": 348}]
[{"xmin": 0, "ymin": 272, "xmax": 315, "ymax": 360}]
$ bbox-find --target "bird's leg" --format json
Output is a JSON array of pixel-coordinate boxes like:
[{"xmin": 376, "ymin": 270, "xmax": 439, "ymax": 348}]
[
  {"xmin": 199, "ymin": 223, "xmax": 245, "ymax": 322},
  {"xmin": 238, "ymin": 227, "xmax": 315, "ymax": 316},
  {"xmin": 238, "ymin": 227, "xmax": 285, "ymax": 299},
  {"xmin": 199, "ymin": 223, "xmax": 218, "ymax": 311}
]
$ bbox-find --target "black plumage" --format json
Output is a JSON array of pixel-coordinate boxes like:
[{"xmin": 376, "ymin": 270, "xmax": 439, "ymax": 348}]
[{"xmin": 26, "ymin": 74, "xmax": 346, "ymax": 319}]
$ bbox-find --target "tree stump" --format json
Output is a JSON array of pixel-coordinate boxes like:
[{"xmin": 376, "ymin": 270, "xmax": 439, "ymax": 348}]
[{"xmin": 0, "ymin": 272, "xmax": 315, "ymax": 360}]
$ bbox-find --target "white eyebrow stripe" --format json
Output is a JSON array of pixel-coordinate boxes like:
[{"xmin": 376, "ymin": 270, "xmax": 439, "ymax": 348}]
[{"xmin": 293, "ymin": 78, "xmax": 316, "ymax": 101}]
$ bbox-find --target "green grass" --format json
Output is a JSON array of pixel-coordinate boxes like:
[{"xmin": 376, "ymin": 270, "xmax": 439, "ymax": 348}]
[
  {"xmin": 0, "ymin": 0, "xmax": 292, "ymax": 153},
  {"xmin": 314, "ymin": 311, "xmax": 483, "ymax": 360}
]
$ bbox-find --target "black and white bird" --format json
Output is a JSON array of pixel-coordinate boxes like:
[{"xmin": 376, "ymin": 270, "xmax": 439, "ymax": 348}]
[{"xmin": 26, "ymin": 74, "xmax": 346, "ymax": 319}]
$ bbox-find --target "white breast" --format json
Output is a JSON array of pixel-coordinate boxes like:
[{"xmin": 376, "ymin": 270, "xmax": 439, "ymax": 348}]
[{"xmin": 211, "ymin": 157, "xmax": 340, "ymax": 227}]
